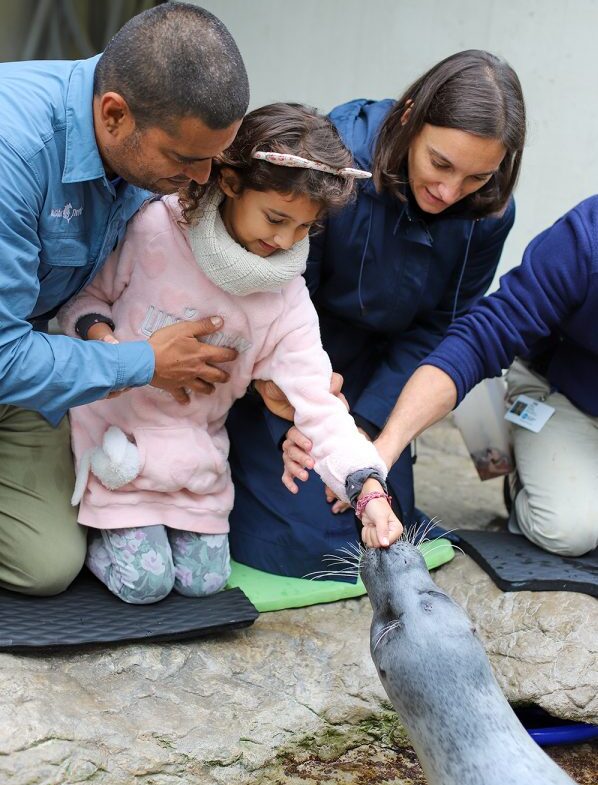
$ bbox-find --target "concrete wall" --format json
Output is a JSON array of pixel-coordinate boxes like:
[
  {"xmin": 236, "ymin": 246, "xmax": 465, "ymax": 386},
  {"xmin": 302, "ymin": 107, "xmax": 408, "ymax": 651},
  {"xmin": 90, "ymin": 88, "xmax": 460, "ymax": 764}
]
[
  {"xmin": 0, "ymin": 1, "xmax": 37, "ymax": 61},
  {"xmin": 194, "ymin": 0, "xmax": 598, "ymax": 285}
]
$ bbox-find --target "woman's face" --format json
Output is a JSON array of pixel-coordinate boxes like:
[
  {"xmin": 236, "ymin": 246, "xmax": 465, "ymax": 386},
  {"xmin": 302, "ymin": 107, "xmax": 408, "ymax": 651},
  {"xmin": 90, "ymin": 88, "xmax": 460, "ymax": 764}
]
[{"xmin": 407, "ymin": 124, "xmax": 506, "ymax": 214}]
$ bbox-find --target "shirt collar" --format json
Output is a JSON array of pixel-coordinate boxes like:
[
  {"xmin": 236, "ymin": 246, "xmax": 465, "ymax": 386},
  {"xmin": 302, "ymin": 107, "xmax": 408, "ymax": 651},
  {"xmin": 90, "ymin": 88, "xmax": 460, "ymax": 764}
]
[{"xmin": 62, "ymin": 55, "xmax": 106, "ymax": 184}]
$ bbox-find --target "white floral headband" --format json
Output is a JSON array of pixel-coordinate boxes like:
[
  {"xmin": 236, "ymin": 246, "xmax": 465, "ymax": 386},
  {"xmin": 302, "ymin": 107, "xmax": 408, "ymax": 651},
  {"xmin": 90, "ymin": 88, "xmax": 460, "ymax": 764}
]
[{"xmin": 252, "ymin": 151, "xmax": 372, "ymax": 179}]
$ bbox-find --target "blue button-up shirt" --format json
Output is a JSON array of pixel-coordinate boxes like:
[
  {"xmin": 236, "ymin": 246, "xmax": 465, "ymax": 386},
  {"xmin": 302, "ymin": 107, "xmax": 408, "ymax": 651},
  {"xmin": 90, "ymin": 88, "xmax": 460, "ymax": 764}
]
[{"xmin": 0, "ymin": 55, "xmax": 155, "ymax": 424}]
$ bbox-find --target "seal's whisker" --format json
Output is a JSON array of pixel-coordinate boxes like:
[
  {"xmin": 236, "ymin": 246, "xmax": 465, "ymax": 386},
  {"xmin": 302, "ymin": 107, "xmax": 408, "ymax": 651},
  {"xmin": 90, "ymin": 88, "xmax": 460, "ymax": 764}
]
[
  {"xmin": 303, "ymin": 568, "xmax": 360, "ymax": 580},
  {"xmin": 416, "ymin": 516, "xmax": 444, "ymax": 544},
  {"xmin": 321, "ymin": 553, "xmax": 361, "ymax": 569},
  {"xmin": 374, "ymin": 619, "xmax": 403, "ymax": 651},
  {"xmin": 339, "ymin": 542, "xmax": 366, "ymax": 562},
  {"xmin": 431, "ymin": 524, "xmax": 456, "ymax": 538},
  {"xmin": 418, "ymin": 544, "xmax": 448, "ymax": 559},
  {"xmin": 406, "ymin": 517, "xmax": 429, "ymax": 544},
  {"xmin": 333, "ymin": 542, "xmax": 363, "ymax": 558},
  {"xmin": 407, "ymin": 515, "xmax": 440, "ymax": 545},
  {"xmin": 304, "ymin": 573, "xmax": 360, "ymax": 581},
  {"xmin": 321, "ymin": 559, "xmax": 355, "ymax": 568},
  {"xmin": 322, "ymin": 552, "xmax": 357, "ymax": 564},
  {"xmin": 307, "ymin": 564, "xmax": 360, "ymax": 574},
  {"xmin": 334, "ymin": 545, "xmax": 363, "ymax": 562}
]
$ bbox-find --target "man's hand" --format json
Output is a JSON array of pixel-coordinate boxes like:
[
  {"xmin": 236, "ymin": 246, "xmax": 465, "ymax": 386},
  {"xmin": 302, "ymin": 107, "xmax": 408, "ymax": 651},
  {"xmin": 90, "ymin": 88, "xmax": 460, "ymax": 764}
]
[
  {"xmin": 358, "ymin": 479, "xmax": 403, "ymax": 548},
  {"xmin": 149, "ymin": 317, "xmax": 237, "ymax": 401}
]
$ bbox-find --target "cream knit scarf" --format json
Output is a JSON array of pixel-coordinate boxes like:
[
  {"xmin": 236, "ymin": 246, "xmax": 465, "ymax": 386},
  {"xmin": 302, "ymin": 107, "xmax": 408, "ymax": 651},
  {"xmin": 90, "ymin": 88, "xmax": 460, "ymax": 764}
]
[{"xmin": 187, "ymin": 187, "xmax": 309, "ymax": 296}]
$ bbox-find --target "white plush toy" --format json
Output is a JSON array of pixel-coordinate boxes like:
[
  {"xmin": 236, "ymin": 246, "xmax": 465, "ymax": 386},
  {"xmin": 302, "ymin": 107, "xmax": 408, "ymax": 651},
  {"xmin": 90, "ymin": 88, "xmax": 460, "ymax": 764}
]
[{"xmin": 71, "ymin": 426, "xmax": 141, "ymax": 505}]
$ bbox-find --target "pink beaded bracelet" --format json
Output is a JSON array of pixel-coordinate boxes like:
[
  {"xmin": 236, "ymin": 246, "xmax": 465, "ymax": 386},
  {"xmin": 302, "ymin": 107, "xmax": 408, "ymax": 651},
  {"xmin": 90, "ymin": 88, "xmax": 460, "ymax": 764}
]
[{"xmin": 355, "ymin": 491, "xmax": 393, "ymax": 520}]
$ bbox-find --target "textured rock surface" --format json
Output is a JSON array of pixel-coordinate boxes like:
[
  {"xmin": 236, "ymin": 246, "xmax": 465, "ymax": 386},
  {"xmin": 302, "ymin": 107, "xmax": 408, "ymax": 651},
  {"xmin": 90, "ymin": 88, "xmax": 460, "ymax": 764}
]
[
  {"xmin": 1, "ymin": 418, "xmax": 596, "ymax": 784},
  {"xmin": 434, "ymin": 558, "xmax": 598, "ymax": 722},
  {"xmin": 1, "ymin": 603, "xmax": 388, "ymax": 784},
  {"xmin": 415, "ymin": 420, "xmax": 598, "ymax": 725}
]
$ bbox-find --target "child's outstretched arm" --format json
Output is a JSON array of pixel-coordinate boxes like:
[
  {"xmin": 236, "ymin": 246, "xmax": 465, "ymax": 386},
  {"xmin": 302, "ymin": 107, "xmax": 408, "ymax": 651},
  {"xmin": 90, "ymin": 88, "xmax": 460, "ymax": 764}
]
[{"xmin": 253, "ymin": 277, "xmax": 402, "ymax": 548}]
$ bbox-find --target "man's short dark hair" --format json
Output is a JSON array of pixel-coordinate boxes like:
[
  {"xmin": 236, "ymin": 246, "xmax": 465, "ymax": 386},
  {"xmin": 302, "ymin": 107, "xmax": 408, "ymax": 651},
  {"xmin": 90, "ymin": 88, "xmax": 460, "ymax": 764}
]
[{"xmin": 94, "ymin": 2, "xmax": 249, "ymax": 130}]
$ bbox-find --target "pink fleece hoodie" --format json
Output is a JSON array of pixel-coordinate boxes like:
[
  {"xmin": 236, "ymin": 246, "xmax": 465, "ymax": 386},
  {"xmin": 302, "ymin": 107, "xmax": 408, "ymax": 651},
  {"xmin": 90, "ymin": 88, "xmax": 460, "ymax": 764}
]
[{"xmin": 60, "ymin": 195, "xmax": 386, "ymax": 533}]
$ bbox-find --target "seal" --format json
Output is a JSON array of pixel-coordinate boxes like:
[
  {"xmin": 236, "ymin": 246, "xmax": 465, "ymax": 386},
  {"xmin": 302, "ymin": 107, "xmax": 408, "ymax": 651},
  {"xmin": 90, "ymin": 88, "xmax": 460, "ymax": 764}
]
[{"xmin": 360, "ymin": 541, "xmax": 577, "ymax": 785}]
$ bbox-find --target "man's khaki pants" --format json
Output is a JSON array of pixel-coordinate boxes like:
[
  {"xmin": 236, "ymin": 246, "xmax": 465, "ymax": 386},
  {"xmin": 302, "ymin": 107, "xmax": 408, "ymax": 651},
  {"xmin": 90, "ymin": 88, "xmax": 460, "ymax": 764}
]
[
  {"xmin": 0, "ymin": 405, "xmax": 86, "ymax": 595},
  {"xmin": 506, "ymin": 359, "xmax": 598, "ymax": 557}
]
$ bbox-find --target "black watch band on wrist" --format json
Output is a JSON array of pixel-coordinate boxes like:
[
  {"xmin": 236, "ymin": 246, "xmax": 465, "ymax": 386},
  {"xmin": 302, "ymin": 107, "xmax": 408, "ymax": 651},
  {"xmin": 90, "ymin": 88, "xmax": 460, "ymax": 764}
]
[
  {"xmin": 75, "ymin": 313, "xmax": 116, "ymax": 340},
  {"xmin": 345, "ymin": 467, "xmax": 388, "ymax": 508}
]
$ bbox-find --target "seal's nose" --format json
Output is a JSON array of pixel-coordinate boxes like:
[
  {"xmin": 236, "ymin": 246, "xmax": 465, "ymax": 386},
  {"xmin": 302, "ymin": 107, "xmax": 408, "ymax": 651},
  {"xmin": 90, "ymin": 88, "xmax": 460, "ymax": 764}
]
[{"xmin": 382, "ymin": 541, "xmax": 426, "ymax": 570}]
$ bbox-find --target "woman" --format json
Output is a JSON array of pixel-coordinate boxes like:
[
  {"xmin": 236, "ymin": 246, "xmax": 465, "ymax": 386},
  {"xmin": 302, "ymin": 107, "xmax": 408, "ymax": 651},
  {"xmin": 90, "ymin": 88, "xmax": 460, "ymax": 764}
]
[
  {"xmin": 227, "ymin": 49, "xmax": 526, "ymax": 578},
  {"xmin": 369, "ymin": 196, "xmax": 598, "ymax": 558}
]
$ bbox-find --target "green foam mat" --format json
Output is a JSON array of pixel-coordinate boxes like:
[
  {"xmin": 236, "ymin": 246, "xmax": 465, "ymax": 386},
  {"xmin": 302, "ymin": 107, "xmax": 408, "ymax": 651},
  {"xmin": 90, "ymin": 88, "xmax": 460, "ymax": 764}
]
[{"xmin": 227, "ymin": 538, "xmax": 454, "ymax": 612}]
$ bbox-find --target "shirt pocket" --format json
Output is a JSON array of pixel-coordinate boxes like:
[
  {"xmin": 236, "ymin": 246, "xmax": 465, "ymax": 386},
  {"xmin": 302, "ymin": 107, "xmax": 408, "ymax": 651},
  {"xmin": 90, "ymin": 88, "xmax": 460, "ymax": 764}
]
[
  {"xmin": 132, "ymin": 426, "xmax": 229, "ymax": 495},
  {"xmin": 39, "ymin": 234, "xmax": 90, "ymax": 266}
]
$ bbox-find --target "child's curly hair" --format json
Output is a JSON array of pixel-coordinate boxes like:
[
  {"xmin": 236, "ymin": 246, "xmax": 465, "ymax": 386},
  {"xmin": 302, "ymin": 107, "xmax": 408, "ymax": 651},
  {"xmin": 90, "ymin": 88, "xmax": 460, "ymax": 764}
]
[{"xmin": 179, "ymin": 102, "xmax": 358, "ymax": 224}]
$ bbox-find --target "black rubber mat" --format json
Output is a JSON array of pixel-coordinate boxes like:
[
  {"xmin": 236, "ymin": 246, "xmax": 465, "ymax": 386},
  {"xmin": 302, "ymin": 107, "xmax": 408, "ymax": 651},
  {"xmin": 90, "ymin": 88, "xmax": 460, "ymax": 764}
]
[
  {"xmin": 453, "ymin": 530, "xmax": 598, "ymax": 596},
  {"xmin": 0, "ymin": 569, "xmax": 259, "ymax": 651}
]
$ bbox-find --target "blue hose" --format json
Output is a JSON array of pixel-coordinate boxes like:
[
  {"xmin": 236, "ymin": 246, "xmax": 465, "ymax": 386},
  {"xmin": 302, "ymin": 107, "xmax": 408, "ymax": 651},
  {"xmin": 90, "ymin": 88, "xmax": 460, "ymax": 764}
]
[{"xmin": 527, "ymin": 723, "xmax": 598, "ymax": 747}]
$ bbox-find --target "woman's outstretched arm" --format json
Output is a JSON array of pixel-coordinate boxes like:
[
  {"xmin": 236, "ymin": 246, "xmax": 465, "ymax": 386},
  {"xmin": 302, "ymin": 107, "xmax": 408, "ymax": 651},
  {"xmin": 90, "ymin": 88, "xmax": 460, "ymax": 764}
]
[{"xmin": 374, "ymin": 365, "xmax": 457, "ymax": 470}]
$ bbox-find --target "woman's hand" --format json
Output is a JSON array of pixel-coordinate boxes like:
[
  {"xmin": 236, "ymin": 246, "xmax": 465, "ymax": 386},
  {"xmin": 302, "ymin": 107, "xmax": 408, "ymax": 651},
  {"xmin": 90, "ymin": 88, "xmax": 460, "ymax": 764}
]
[
  {"xmin": 358, "ymin": 479, "xmax": 403, "ymax": 548},
  {"xmin": 256, "ymin": 371, "xmax": 348, "ymax": 424},
  {"xmin": 279, "ymin": 371, "xmax": 349, "ymax": 493},
  {"xmin": 281, "ymin": 426, "xmax": 314, "ymax": 493},
  {"xmin": 324, "ymin": 485, "xmax": 351, "ymax": 514},
  {"xmin": 254, "ymin": 379, "xmax": 296, "ymax": 422}
]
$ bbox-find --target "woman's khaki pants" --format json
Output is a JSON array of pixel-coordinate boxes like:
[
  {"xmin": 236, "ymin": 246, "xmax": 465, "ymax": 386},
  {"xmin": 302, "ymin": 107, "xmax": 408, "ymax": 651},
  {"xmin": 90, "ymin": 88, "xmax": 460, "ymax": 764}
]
[{"xmin": 506, "ymin": 359, "xmax": 598, "ymax": 557}]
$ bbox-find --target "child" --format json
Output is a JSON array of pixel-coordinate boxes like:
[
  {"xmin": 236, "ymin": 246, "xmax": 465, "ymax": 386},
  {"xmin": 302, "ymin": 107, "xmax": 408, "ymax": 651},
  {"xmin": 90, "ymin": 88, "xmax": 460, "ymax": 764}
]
[{"xmin": 60, "ymin": 103, "xmax": 401, "ymax": 604}]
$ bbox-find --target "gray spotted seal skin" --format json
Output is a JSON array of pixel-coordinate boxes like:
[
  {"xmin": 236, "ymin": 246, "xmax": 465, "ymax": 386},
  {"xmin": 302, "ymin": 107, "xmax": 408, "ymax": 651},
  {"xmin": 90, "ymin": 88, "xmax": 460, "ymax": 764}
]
[{"xmin": 360, "ymin": 541, "xmax": 577, "ymax": 785}]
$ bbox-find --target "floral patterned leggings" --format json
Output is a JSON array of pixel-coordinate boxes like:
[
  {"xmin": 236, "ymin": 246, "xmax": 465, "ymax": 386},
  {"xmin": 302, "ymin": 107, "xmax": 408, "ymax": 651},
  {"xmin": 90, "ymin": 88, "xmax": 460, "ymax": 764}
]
[{"xmin": 86, "ymin": 525, "xmax": 231, "ymax": 604}]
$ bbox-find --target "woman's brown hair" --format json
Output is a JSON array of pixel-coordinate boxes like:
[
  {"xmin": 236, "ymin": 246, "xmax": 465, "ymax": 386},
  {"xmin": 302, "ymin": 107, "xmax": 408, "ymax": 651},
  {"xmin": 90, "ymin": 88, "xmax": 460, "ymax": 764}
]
[
  {"xmin": 180, "ymin": 102, "xmax": 357, "ymax": 223},
  {"xmin": 373, "ymin": 50, "xmax": 526, "ymax": 217}
]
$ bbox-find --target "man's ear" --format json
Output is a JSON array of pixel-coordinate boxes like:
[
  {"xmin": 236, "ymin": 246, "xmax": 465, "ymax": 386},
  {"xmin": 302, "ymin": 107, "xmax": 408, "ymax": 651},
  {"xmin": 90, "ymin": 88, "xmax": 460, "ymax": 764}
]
[
  {"xmin": 400, "ymin": 99, "xmax": 414, "ymax": 127},
  {"xmin": 97, "ymin": 92, "xmax": 136, "ymax": 138},
  {"xmin": 218, "ymin": 166, "xmax": 243, "ymax": 198}
]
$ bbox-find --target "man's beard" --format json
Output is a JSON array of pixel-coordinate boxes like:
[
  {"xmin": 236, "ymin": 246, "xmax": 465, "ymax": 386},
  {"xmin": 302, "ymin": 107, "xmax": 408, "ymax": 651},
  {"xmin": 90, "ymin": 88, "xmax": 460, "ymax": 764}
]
[{"xmin": 106, "ymin": 132, "xmax": 176, "ymax": 194}]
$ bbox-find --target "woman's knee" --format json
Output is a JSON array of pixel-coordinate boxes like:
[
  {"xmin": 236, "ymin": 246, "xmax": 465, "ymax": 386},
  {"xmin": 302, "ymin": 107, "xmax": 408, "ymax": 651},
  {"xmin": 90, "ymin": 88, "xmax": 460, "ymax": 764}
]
[{"xmin": 516, "ymin": 496, "xmax": 598, "ymax": 557}]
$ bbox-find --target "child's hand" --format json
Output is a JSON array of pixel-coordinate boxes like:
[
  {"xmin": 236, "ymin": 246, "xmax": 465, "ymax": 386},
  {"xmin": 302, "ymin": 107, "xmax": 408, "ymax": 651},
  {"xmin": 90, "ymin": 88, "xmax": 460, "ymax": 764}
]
[
  {"xmin": 358, "ymin": 480, "xmax": 403, "ymax": 548},
  {"xmin": 87, "ymin": 322, "xmax": 119, "ymax": 344}
]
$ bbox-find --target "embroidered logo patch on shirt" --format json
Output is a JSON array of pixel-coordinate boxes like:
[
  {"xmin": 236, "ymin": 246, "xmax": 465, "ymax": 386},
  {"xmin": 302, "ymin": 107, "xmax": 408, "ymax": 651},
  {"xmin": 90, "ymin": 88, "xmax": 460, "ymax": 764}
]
[{"xmin": 50, "ymin": 202, "xmax": 83, "ymax": 222}]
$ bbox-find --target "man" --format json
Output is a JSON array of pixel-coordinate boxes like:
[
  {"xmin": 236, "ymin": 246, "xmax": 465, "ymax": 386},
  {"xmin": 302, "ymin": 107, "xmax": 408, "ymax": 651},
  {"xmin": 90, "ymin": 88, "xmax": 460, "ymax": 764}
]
[{"xmin": 0, "ymin": 3, "xmax": 249, "ymax": 595}]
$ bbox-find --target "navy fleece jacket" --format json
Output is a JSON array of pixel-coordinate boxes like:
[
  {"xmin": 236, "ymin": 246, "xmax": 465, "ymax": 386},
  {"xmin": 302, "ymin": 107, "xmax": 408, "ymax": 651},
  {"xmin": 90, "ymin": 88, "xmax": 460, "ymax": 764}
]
[{"xmin": 425, "ymin": 196, "xmax": 598, "ymax": 416}]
